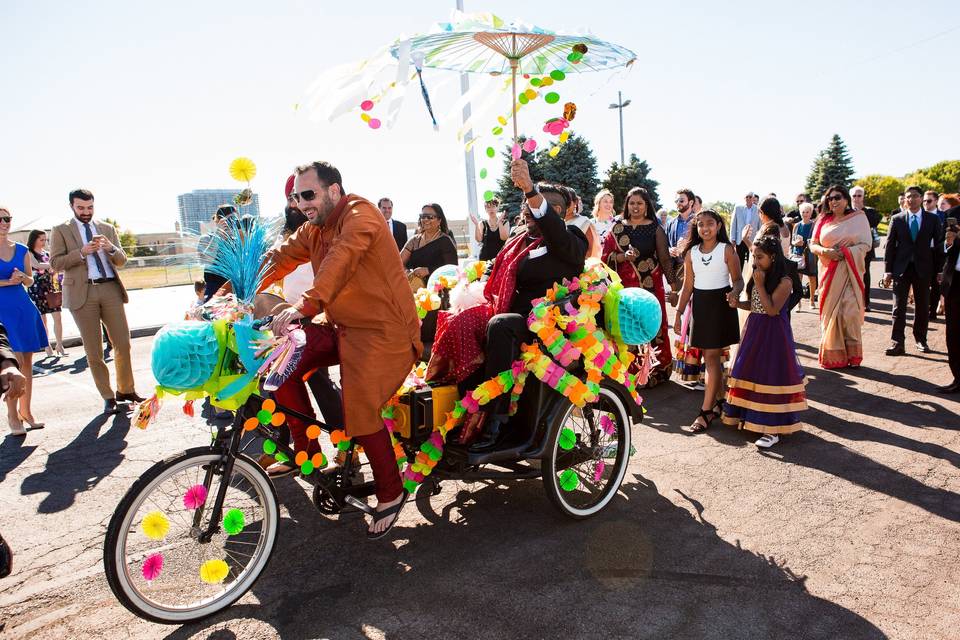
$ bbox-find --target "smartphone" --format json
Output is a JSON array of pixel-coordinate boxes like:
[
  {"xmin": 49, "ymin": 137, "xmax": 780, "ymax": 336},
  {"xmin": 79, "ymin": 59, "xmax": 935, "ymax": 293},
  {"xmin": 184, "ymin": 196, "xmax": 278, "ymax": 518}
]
[{"xmin": 948, "ymin": 217, "xmax": 957, "ymax": 227}]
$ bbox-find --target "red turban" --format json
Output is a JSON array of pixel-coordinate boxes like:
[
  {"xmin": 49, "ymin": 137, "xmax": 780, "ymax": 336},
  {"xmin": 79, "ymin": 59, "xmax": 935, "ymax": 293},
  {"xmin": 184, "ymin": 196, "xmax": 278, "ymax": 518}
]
[{"xmin": 284, "ymin": 174, "xmax": 296, "ymax": 198}]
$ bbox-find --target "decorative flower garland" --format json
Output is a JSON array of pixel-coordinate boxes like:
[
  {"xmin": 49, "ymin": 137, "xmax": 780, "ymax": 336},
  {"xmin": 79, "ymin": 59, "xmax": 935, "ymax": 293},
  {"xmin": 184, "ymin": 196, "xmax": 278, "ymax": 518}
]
[
  {"xmin": 413, "ymin": 260, "xmax": 488, "ymax": 319},
  {"xmin": 382, "ymin": 262, "xmax": 649, "ymax": 495}
]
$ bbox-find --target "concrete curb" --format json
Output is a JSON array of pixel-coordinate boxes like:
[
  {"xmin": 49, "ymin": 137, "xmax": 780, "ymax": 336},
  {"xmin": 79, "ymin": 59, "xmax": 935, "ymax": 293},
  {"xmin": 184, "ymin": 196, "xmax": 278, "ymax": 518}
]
[{"xmin": 60, "ymin": 325, "xmax": 164, "ymax": 349}]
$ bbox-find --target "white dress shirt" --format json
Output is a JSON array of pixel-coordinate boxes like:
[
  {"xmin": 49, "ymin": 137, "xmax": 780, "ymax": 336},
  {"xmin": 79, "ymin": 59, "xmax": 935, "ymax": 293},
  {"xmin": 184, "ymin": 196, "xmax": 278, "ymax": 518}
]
[{"xmin": 73, "ymin": 217, "xmax": 116, "ymax": 279}]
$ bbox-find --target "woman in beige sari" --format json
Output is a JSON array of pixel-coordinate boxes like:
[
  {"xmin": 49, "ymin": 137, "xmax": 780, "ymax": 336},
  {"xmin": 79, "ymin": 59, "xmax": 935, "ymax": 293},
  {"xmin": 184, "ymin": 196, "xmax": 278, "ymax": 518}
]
[{"xmin": 809, "ymin": 185, "xmax": 872, "ymax": 368}]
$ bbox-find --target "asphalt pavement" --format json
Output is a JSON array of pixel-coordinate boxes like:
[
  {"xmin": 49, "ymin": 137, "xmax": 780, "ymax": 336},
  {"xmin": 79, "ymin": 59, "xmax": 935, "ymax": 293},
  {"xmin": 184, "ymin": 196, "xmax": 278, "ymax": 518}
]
[{"xmin": 1, "ymin": 286, "xmax": 958, "ymax": 639}]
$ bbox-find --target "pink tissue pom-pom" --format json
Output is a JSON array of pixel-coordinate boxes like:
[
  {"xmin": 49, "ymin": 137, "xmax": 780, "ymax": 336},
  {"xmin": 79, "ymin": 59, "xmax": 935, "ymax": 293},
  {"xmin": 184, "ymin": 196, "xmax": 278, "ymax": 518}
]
[
  {"xmin": 523, "ymin": 138, "xmax": 537, "ymax": 153},
  {"xmin": 593, "ymin": 461, "xmax": 606, "ymax": 483},
  {"xmin": 142, "ymin": 553, "xmax": 163, "ymax": 582},
  {"xmin": 183, "ymin": 484, "xmax": 208, "ymax": 510}
]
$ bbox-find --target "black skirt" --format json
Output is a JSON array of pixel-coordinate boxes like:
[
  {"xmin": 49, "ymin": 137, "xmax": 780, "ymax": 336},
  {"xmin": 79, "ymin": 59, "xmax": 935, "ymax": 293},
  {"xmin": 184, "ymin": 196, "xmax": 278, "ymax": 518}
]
[{"xmin": 690, "ymin": 286, "xmax": 740, "ymax": 349}]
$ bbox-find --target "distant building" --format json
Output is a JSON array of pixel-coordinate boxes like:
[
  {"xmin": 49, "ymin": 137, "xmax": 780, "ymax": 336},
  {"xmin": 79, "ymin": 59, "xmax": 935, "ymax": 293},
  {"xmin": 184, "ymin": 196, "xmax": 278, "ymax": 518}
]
[{"xmin": 177, "ymin": 189, "xmax": 260, "ymax": 234}]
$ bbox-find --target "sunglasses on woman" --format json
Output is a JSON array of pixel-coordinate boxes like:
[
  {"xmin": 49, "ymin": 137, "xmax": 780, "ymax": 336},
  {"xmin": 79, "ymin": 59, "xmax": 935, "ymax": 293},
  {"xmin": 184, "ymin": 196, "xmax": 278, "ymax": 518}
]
[
  {"xmin": 419, "ymin": 214, "xmax": 438, "ymax": 220},
  {"xmin": 0, "ymin": 217, "xmax": 11, "ymax": 223},
  {"xmin": 827, "ymin": 194, "xmax": 845, "ymax": 202}
]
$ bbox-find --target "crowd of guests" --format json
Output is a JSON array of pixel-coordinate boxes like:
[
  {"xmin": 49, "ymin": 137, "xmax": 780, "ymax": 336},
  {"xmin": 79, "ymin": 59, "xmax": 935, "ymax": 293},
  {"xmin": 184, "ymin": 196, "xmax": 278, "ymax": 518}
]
[{"xmin": 5, "ymin": 173, "xmax": 957, "ymax": 461}]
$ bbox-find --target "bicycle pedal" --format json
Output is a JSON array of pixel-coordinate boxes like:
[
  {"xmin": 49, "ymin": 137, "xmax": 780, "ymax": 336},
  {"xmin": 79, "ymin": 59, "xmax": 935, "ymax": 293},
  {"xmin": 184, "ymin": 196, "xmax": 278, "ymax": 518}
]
[{"xmin": 344, "ymin": 495, "xmax": 375, "ymax": 515}]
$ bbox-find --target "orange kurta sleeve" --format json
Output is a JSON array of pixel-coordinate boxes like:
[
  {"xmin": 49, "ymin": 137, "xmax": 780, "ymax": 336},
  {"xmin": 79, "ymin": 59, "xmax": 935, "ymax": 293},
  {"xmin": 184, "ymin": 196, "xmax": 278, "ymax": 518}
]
[
  {"xmin": 293, "ymin": 206, "xmax": 379, "ymax": 318},
  {"xmin": 260, "ymin": 225, "xmax": 314, "ymax": 294}
]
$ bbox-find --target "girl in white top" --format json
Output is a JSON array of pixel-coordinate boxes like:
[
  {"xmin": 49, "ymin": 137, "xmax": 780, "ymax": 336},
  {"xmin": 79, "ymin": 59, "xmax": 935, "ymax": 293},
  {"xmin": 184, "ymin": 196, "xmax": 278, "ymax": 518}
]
[{"xmin": 674, "ymin": 210, "xmax": 744, "ymax": 434}]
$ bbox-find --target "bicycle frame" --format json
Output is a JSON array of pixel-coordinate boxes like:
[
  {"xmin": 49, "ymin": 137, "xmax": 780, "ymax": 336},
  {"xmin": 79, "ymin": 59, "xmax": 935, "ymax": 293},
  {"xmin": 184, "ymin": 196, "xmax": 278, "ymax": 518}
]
[{"xmin": 193, "ymin": 393, "xmax": 378, "ymax": 540}]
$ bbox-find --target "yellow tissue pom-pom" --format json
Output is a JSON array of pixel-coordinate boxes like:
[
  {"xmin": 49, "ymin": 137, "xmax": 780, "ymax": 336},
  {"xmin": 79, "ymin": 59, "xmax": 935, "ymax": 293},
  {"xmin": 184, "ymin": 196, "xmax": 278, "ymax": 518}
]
[
  {"xmin": 141, "ymin": 511, "xmax": 170, "ymax": 541},
  {"xmin": 199, "ymin": 558, "xmax": 230, "ymax": 584},
  {"xmin": 229, "ymin": 157, "xmax": 257, "ymax": 183}
]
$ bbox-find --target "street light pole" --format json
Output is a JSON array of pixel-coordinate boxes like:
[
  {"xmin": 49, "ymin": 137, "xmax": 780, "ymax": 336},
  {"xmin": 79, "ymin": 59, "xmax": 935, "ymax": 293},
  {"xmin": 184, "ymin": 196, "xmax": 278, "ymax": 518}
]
[
  {"xmin": 608, "ymin": 90, "xmax": 631, "ymax": 165},
  {"xmin": 457, "ymin": 0, "xmax": 480, "ymax": 256}
]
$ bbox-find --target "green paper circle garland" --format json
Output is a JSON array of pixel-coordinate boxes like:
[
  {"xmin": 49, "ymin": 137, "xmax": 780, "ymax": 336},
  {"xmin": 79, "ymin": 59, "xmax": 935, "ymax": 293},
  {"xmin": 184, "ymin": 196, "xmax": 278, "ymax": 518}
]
[
  {"xmin": 550, "ymin": 70, "xmax": 566, "ymax": 81},
  {"xmin": 300, "ymin": 460, "xmax": 314, "ymax": 475},
  {"xmin": 544, "ymin": 92, "xmax": 560, "ymax": 104},
  {"xmin": 479, "ymin": 168, "xmax": 488, "ymax": 179},
  {"xmin": 262, "ymin": 439, "xmax": 277, "ymax": 455},
  {"xmin": 558, "ymin": 428, "xmax": 576, "ymax": 450},
  {"xmin": 483, "ymin": 190, "xmax": 495, "ymax": 202},
  {"xmin": 518, "ymin": 93, "xmax": 529, "ymax": 105},
  {"xmin": 256, "ymin": 409, "xmax": 271, "ymax": 424},
  {"xmin": 485, "ymin": 147, "xmax": 496, "ymax": 158}
]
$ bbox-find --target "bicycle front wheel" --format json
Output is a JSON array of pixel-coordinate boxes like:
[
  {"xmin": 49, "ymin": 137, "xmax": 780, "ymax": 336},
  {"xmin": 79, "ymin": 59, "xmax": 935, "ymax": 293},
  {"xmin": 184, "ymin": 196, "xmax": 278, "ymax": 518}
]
[{"xmin": 104, "ymin": 448, "xmax": 279, "ymax": 624}]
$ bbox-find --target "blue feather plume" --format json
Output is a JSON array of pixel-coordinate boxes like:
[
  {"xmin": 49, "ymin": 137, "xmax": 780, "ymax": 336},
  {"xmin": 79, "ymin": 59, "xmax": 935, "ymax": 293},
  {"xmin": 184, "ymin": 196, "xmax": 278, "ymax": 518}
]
[{"xmin": 197, "ymin": 214, "xmax": 279, "ymax": 305}]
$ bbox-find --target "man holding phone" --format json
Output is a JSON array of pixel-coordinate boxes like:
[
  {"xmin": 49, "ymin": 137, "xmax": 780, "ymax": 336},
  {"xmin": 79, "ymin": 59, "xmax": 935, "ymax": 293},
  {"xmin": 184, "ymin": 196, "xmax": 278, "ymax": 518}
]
[{"xmin": 50, "ymin": 189, "xmax": 142, "ymax": 414}]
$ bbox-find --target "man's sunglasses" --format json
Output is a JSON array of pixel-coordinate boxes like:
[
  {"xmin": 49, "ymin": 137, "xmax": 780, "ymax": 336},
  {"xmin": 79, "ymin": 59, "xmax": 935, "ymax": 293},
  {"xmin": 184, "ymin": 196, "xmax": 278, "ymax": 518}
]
[
  {"xmin": 827, "ymin": 194, "xmax": 845, "ymax": 202},
  {"xmin": 290, "ymin": 189, "xmax": 319, "ymax": 203},
  {"xmin": 0, "ymin": 217, "xmax": 11, "ymax": 223},
  {"xmin": 922, "ymin": 199, "xmax": 935, "ymax": 204}
]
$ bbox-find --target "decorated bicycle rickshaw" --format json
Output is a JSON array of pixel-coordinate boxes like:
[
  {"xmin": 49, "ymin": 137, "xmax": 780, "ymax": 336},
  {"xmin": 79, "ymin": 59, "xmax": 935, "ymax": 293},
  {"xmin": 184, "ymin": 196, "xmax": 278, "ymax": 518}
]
[{"xmin": 102, "ymin": 205, "xmax": 663, "ymax": 623}]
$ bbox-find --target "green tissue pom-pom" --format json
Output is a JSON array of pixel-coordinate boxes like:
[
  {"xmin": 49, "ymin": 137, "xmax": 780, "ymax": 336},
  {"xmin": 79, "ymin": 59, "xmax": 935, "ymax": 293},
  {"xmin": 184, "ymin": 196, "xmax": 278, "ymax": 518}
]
[
  {"xmin": 428, "ymin": 449, "xmax": 442, "ymax": 461},
  {"xmin": 558, "ymin": 428, "xmax": 576, "ymax": 451},
  {"xmin": 403, "ymin": 479, "xmax": 418, "ymax": 492},
  {"xmin": 559, "ymin": 469, "xmax": 579, "ymax": 492},
  {"xmin": 223, "ymin": 508, "xmax": 245, "ymax": 535}
]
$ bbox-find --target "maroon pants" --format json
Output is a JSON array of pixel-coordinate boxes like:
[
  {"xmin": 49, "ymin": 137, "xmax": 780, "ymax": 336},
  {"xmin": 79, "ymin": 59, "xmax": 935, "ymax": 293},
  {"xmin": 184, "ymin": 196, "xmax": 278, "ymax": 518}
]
[{"xmin": 272, "ymin": 323, "xmax": 402, "ymax": 502}]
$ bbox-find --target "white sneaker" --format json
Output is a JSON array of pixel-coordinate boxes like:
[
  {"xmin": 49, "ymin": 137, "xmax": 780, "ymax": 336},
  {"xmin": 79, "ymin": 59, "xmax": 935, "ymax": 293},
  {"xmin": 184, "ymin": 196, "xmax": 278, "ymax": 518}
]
[
  {"xmin": 691, "ymin": 382, "xmax": 705, "ymax": 391},
  {"xmin": 755, "ymin": 434, "xmax": 780, "ymax": 448}
]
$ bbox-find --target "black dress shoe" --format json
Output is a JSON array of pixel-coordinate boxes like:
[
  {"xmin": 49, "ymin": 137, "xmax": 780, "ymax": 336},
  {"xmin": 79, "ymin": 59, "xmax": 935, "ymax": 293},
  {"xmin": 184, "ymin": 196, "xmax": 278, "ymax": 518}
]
[
  {"xmin": 885, "ymin": 343, "xmax": 905, "ymax": 356},
  {"xmin": 116, "ymin": 391, "xmax": 146, "ymax": 403},
  {"xmin": 936, "ymin": 381, "xmax": 960, "ymax": 394},
  {"xmin": 103, "ymin": 399, "xmax": 119, "ymax": 414},
  {"xmin": 916, "ymin": 342, "xmax": 930, "ymax": 354},
  {"xmin": 468, "ymin": 417, "xmax": 506, "ymax": 453}
]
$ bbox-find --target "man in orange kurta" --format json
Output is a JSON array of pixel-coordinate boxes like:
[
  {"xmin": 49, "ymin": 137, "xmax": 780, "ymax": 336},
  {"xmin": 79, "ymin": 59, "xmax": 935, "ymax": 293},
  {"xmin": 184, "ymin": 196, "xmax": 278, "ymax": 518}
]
[{"xmin": 263, "ymin": 160, "xmax": 422, "ymax": 536}]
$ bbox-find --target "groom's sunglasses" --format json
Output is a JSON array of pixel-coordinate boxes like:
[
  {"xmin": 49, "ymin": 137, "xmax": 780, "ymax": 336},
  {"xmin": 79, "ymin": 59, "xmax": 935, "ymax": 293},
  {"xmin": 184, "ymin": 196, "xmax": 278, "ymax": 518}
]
[{"xmin": 290, "ymin": 190, "xmax": 319, "ymax": 203}]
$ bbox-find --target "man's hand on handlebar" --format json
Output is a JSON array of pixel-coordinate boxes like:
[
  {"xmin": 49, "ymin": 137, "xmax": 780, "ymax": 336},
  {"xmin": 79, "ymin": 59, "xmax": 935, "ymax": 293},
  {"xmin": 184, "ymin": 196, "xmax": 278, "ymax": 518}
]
[
  {"xmin": 0, "ymin": 360, "xmax": 25, "ymax": 400},
  {"xmin": 271, "ymin": 307, "xmax": 304, "ymax": 336}
]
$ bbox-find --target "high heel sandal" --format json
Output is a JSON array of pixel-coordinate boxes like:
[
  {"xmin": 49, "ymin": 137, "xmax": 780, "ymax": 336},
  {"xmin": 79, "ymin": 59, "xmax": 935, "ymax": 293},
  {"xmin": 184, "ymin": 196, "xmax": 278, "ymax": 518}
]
[
  {"xmin": 682, "ymin": 408, "xmax": 717, "ymax": 434},
  {"xmin": 18, "ymin": 414, "xmax": 45, "ymax": 430}
]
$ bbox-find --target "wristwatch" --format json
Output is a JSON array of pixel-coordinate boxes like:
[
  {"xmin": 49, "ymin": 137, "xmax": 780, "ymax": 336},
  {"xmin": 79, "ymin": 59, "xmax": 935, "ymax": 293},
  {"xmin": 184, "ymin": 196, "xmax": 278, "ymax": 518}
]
[{"xmin": 524, "ymin": 186, "xmax": 539, "ymax": 199}]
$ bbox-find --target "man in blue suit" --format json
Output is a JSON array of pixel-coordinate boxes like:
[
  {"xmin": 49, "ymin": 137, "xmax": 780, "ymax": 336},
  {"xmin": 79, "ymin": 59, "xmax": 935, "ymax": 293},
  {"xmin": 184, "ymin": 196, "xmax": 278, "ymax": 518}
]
[{"xmin": 883, "ymin": 186, "xmax": 943, "ymax": 355}]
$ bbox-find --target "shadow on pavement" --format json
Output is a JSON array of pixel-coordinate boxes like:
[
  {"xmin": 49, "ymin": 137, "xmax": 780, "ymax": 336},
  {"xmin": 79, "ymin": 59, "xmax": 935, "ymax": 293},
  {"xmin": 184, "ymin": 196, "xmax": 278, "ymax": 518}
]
[
  {"xmin": 160, "ymin": 474, "xmax": 886, "ymax": 640},
  {"xmin": 0, "ymin": 435, "xmax": 38, "ymax": 484},
  {"xmin": 804, "ymin": 367, "xmax": 958, "ymax": 431},
  {"xmin": 20, "ymin": 412, "xmax": 130, "ymax": 513}
]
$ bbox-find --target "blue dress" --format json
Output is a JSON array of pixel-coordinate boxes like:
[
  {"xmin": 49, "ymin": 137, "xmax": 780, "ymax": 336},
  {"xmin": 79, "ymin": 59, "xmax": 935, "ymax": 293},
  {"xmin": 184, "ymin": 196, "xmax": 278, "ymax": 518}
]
[{"xmin": 0, "ymin": 244, "xmax": 48, "ymax": 352}]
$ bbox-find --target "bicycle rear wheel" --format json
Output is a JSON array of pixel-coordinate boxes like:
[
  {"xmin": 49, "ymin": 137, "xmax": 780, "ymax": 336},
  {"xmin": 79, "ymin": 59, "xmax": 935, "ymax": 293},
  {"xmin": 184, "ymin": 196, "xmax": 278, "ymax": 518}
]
[
  {"xmin": 542, "ymin": 384, "xmax": 632, "ymax": 519},
  {"xmin": 104, "ymin": 448, "xmax": 278, "ymax": 624}
]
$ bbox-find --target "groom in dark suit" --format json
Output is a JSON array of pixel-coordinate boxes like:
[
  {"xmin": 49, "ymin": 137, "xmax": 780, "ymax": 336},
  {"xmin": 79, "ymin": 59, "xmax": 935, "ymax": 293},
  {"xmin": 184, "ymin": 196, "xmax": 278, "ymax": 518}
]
[{"xmin": 883, "ymin": 186, "xmax": 943, "ymax": 355}]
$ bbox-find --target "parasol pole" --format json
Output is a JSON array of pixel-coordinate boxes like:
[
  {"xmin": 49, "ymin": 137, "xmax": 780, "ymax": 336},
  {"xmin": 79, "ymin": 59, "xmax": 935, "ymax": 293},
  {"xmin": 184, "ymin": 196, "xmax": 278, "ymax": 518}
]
[{"xmin": 511, "ymin": 35, "xmax": 519, "ymax": 143}]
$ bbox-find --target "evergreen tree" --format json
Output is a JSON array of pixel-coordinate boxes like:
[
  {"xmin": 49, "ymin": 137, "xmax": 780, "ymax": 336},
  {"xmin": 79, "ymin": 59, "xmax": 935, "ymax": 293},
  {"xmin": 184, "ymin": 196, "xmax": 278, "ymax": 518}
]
[
  {"xmin": 805, "ymin": 134, "xmax": 855, "ymax": 199},
  {"xmin": 534, "ymin": 134, "xmax": 600, "ymax": 213},
  {"xmin": 601, "ymin": 153, "xmax": 661, "ymax": 213}
]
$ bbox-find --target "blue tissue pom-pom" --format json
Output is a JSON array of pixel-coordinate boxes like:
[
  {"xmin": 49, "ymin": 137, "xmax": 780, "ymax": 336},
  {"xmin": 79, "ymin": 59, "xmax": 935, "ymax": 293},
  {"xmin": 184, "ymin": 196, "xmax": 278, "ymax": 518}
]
[
  {"xmin": 152, "ymin": 322, "xmax": 221, "ymax": 391},
  {"xmin": 427, "ymin": 263, "xmax": 460, "ymax": 290},
  {"xmin": 613, "ymin": 288, "xmax": 663, "ymax": 345}
]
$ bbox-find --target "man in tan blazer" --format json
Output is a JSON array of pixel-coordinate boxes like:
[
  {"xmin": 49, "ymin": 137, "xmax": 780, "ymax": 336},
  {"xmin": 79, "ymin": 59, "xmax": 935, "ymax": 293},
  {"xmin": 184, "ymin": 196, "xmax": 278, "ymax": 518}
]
[{"xmin": 50, "ymin": 189, "xmax": 142, "ymax": 414}]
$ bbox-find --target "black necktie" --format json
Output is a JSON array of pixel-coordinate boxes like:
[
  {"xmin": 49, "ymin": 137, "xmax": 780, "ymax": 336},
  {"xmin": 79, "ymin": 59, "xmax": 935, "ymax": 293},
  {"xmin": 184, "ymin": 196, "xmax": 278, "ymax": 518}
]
[{"xmin": 83, "ymin": 222, "xmax": 108, "ymax": 279}]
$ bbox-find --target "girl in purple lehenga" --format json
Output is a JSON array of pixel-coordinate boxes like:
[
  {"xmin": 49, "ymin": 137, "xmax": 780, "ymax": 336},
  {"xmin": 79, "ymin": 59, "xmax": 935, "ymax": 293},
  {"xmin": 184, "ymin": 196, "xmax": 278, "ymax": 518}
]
[{"xmin": 723, "ymin": 234, "xmax": 807, "ymax": 448}]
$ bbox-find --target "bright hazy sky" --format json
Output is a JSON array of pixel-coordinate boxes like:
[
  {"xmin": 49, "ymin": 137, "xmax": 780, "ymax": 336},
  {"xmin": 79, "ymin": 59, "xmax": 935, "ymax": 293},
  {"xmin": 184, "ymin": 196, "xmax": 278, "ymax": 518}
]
[{"xmin": 2, "ymin": 0, "xmax": 958, "ymax": 233}]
